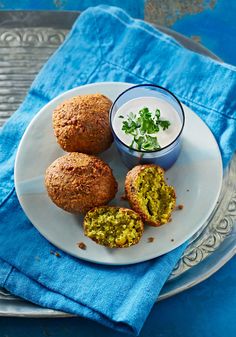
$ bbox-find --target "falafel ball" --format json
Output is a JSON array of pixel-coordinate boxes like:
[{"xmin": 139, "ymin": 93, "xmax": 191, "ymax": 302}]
[
  {"xmin": 125, "ymin": 164, "xmax": 176, "ymax": 227},
  {"xmin": 53, "ymin": 94, "xmax": 113, "ymax": 154},
  {"xmin": 84, "ymin": 206, "xmax": 144, "ymax": 248},
  {"xmin": 45, "ymin": 153, "xmax": 118, "ymax": 213}
]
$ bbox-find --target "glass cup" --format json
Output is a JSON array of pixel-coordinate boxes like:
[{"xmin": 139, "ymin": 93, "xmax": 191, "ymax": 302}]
[{"xmin": 109, "ymin": 84, "xmax": 185, "ymax": 170}]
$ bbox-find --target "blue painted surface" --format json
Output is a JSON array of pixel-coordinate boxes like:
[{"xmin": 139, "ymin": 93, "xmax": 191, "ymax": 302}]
[
  {"xmin": 0, "ymin": 0, "xmax": 235, "ymax": 65},
  {"xmin": 1, "ymin": 256, "xmax": 236, "ymax": 337},
  {"xmin": 0, "ymin": 0, "xmax": 236, "ymax": 64},
  {"xmin": 0, "ymin": 0, "xmax": 144, "ymax": 18},
  {"xmin": 172, "ymin": 0, "xmax": 236, "ymax": 65}
]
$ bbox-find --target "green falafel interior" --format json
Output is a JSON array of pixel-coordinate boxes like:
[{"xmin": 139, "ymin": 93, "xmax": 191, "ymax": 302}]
[
  {"xmin": 135, "ymin": 167, "xmax": 175, "ymax": 225},
  {"xmin": 84, "ymin": 207, "xmax": 144, "ymax": 248}
]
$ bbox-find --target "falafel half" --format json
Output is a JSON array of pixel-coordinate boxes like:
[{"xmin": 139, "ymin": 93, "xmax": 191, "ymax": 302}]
[
  {"xmin": 45, "ymin": 153, "xmax": 117, "ymax": 213},
  {"xmin": 53, "ymin": 93, "xmax": 113, "ymax": 154},
  {"xmin": 84, "ymin": 206, "xmax": 144, "ymax": 248},
  {"xmin": 125, "ymin": 165, "xmax": 176, "ymax": 226}
]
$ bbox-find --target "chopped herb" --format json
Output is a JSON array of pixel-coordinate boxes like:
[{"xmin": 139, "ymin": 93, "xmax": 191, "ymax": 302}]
[
  {"xmin": 155, "ymin": 108, "xmax": 161, "ymax": 119},
  {"xmin": 122, "ymin": 120, "xmax": 140, "ymax": 135},
  {"xmin": 134, "ymin": 136, "xmax": 145, "ymax": 151},
  {"xmin": 138, "ymin": 107, "xmax": 159, "ymax": 134},
  {"xmin": 130, "ymin": 138, "xmax": 135, "ymax": 148},
  {"xmin": 118, "ymin": 115, "xmax": 124, "ymax": 118},
  {"xmin": 142, "ymin": 135, "xmax": 160, "ymax": 151},
  {"xmin": 159, "ymin": 120, "xmax": 171, "ymax": 130},
  {"xmin": 121, "ymin": 106, "xmax": 170, "ymax": 151}
]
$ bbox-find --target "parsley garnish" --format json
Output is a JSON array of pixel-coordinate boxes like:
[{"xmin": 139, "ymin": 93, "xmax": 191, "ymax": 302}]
[
  {"xmin": 121, "ymin": 106, "xmax": 170, "ymax": 151},
  {"xmin": 122, "ymin": 112, "xmax": 140, "ymax": 135},
  {"xmin": 133, "ymin": 135, "xmax": 160, "ymax": 151}
]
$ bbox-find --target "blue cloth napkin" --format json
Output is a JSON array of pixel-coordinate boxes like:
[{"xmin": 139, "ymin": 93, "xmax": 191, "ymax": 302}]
[{"xmin": 0, "ymin": 5, "xmax": 236, "ymax": 336}]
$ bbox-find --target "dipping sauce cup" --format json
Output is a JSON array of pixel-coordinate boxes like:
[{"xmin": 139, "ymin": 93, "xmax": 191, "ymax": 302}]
[{"xmin": 110, "ymin": 84, "xmax": 185, "ymax": 170}]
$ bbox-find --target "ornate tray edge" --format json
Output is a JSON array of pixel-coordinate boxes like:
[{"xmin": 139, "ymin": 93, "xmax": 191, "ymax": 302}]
[{"xmin": 0, "ymin": 10, "xmax": 235, "ymax": 316}]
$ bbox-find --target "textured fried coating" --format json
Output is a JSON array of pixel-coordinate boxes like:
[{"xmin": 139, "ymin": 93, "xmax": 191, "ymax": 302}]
[
  {"xmin": 45, "ymin": 153, "xmax": 117, "ymax": 213},
  {"xmin": 53, "ymin": 94, "xmax": 113, "ymax": 154}
]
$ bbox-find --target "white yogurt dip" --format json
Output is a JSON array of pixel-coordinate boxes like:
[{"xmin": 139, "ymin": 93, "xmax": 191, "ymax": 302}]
[{"xmin": 112, "ymin": 96, "xmax": 182, "ymax": 149}]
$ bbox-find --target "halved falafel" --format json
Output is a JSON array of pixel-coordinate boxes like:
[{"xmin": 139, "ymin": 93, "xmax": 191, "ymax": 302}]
[
  {"xmin": 45, "ymin": 153, "xmax": 117, "ymax": 213},
  {"xmin": 84, "ymin": 206, "xmax": 144, "ymax": 248},
  {"xmin": 53, "ymin": 94, "xmax": 113, "ymax": 154},
  {"xmin": 125, "ymin": 165, "xmax": 176, "ymax": 226}
]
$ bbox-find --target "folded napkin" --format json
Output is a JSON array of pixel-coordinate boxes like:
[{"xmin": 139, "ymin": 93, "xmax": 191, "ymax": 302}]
[{"xmin": 0, "ymin": 5, "xmax": 236, "ymax": 336}]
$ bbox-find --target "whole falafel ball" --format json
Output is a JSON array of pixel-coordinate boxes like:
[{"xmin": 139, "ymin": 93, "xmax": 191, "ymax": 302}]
[
  {"xmin": 53, "ymin": 94, "xmax": 113, "ymax": 154},
  {"xmin": 45, "ymin": 153, "xmax": 118, "ymax": 213}
]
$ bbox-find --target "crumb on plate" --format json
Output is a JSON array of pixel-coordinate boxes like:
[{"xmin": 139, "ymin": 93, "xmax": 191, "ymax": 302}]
[
  {"xmin": 77, "ymin": 242, "xmax": 87, "ymax": 250},
  {"xmin": 121, "ymin": 193, "xmax": 127, "ymax": 201},
  {"xmin": 148, "ymin": 237, "xmax": 155, "ymax": 243},
  {"xmin": 177, "ymin": 204, "xmax": 184, "ymax": 210}
]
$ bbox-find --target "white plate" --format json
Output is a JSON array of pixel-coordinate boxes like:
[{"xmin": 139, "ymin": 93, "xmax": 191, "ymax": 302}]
[{"xmin": 14, "ymin": 82, "xmax": 223, "ymax": 265}]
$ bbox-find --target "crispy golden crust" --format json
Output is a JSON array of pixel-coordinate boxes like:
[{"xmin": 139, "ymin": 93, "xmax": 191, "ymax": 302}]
[
  {"xmin": 45, "ymin": 153, "xmax": 118, "ymax": 213},
  {"xmin": 83, "ymin": 206, "xmax": 144, "ymax": 248},
  {"xmin": 125, "ymin": 164, "xmax": 176, "ymax": 226},
  {"xmin": 53, "ymin": 94, "xmax": 113, "ymax": 154}
]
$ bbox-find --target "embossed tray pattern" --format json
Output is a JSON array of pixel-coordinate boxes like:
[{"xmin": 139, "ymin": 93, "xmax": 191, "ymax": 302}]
[{"xmin": 0, "ymin": 11, "xmax": 235, "ymax": 316}]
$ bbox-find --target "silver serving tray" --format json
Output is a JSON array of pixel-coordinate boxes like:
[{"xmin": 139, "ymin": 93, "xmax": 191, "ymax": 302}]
[{"xmin": 0, "ymin": 11, "xmax": 235, "ymax": 317}]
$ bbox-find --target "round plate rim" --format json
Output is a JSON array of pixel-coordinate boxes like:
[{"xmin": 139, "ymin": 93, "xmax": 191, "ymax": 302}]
[
  {"xmin": 14, "ymin": 81, "xmax": 223, "ymax": 266},
  {"xmin": 0, "ymin": 9, "xmax": 233, "ymax": 316}
]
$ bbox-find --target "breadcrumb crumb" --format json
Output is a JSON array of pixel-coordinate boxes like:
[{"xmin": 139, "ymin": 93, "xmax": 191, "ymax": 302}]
[
  {"xmin": 77, "ymin": 242, "xmax": 87, "ymax": 250},
  {"xmin": 147, "ymin": 237, "xmax": 155, "ymax": 243},
  {"xmin": 176, "ymin": 204, "xmax": 184, "ymax": 210},
  {"xmin": 121, "ymin": 193, "xmax": 127, "ymax": 201},
  {"xmin": 50, "ymin": 250, "xmax": 61, "ymax": 257}
]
